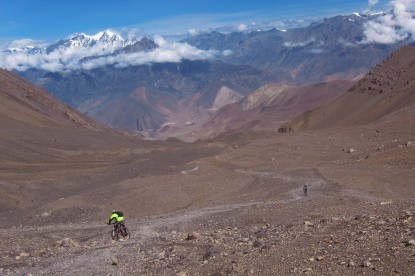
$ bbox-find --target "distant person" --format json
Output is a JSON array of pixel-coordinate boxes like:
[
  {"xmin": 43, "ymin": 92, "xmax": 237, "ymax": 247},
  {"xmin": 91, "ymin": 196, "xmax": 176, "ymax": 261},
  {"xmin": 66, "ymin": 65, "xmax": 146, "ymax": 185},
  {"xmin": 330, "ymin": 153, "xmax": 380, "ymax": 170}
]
[
  {"xmin": 108, "ymin": 210, "xmax": 126, "ymax": 232},
  {"xmin": 303, "ymin": 185, "xmax": 308, "ymax": 196}
]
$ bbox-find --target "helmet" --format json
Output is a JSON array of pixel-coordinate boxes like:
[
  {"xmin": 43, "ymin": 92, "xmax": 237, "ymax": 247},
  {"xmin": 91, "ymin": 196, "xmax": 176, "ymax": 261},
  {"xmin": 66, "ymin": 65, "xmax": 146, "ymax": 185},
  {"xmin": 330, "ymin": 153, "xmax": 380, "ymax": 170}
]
[{"xmin": 112, "ymin": 210, "xmax": 116, "ymax": 214}]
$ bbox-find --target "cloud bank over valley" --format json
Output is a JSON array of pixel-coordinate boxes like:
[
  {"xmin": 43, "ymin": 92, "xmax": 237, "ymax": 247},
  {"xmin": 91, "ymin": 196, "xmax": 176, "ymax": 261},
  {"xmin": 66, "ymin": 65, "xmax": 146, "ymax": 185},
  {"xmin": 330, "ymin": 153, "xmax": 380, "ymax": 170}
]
[
  {"xmin": 0, "ymin": 34, "xmax": 225, "ymax": 72},
  {"xmin": 363, "ymin": 0, "xmax": 415, "ymax": 43}
]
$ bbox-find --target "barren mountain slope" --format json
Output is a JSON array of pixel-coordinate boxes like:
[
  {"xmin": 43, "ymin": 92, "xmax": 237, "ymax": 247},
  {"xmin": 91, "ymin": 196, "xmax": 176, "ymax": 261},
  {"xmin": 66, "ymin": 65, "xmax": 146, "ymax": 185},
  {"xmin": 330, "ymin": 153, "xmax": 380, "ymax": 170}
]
[
  {"xmin": 188, "ymin": 80, "xmax": 352, "ymax": 140},
  {"xmin": 280, "ymin": 45, "xmax": 415, "ymax": 132},
  {"xmin": 0, "ymin": 70, "xmax": 224, "ymax": 221},
  {"xmin": 0, "ymin": 69, "xmax": 108, "ymax": 130}
]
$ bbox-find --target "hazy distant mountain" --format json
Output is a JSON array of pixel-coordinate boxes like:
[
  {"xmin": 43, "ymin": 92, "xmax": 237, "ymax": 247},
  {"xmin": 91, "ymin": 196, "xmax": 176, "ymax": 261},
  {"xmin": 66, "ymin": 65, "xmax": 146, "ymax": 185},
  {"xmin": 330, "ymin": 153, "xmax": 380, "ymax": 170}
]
[
  {"xmin": 20, "ymin": 60, "xmax": 269, "ymax": 134},
  {"xmin": 184, "ymin": 13, "xmax": 404, "ymax": 84},
  {"xmin": 5, "ymin": 46, "xmax": 44, "ymax": 55}
]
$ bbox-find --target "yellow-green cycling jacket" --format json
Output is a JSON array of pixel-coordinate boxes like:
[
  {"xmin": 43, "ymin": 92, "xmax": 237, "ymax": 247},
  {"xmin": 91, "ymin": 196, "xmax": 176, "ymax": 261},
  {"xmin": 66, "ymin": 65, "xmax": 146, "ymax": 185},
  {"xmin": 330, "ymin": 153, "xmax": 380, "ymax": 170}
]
[{"xmin": 109, "ymin": 212, "xmax": 124, "ymax": 224}]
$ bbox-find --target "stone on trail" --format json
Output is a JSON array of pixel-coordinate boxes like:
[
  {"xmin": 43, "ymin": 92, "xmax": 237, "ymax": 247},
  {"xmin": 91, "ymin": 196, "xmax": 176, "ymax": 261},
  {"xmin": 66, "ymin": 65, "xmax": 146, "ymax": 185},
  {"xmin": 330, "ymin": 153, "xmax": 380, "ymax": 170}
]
[
  {"xmin": 302, "ymin": 267, "xmax": 312, "ymax": 273},
  {"xmin": 347, "ymin": 260, "xmax": 356, "ymax": 267},
  {"xmin": 185, "ymin": 232, "xmax": 200, "ymax": 241},
  {"xmin": 111, "ymin": 255, "xmax": 119, "ymax": 265},
  {"xmin": 404, "ymin": 239, "xmax": 415, "ymax": 246},
  {"xmin": 202, "ymin": 246, "xmax": 221, "ymax": 261},
  {"xmin": 304, "ymin": 221, "xmax": 314, "ymax": 227},
  {"xmin": 157, "ymin": 251, "xmax": 166, "ymax": 260},
  {"xmin": 252, "ymin": 240, "xmax": 262, "ymax": 248},
  {"xmin": 406, "ymin": 141, "xmax": 415, "ymax": 147}
]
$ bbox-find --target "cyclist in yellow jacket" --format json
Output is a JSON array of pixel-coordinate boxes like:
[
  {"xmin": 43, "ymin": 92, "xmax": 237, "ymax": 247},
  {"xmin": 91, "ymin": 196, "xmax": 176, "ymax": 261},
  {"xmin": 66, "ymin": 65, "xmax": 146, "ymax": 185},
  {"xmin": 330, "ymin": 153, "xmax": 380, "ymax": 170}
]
[{"xmin": 108, "ymin": 210, "xmax": 126, "ymax": 231}]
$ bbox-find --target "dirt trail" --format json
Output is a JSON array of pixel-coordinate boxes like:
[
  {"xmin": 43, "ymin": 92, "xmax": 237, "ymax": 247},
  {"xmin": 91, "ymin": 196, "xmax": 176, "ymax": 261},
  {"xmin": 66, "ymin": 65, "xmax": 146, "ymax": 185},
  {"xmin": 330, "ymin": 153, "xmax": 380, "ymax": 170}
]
[
  {"xmin": 9, "ymin": 172, "xmax": 317, "ymax": 275},
  {"xmin": 3, "ymin": 168, "xmax": 395, "ymax": 275},
  {"xmin": 133, "ymin": 169, "xmax": 325, "ymax": 239}
]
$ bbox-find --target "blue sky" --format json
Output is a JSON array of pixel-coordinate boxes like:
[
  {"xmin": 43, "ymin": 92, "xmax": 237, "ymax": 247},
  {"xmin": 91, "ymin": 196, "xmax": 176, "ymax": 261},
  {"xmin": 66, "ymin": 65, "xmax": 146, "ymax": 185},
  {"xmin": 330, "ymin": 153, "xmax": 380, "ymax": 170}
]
[{"xmin": 0, "ymin": 0, "xmax": 389, "ymax": 42}]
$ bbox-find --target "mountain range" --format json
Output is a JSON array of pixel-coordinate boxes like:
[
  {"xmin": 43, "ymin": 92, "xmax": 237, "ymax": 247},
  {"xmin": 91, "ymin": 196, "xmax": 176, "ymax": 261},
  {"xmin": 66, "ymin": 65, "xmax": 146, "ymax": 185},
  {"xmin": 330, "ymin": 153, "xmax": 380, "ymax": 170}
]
[
  {"xmin": 7, "ymin": 12, "xmax": 413, "ymax": 139},
  {"xmin": 183, "ymin": 13, "xmax": 387, "ymax": 84},
  {"xmin": 7, "ymin": 30, "xmax": 142, "ymax": 54}
]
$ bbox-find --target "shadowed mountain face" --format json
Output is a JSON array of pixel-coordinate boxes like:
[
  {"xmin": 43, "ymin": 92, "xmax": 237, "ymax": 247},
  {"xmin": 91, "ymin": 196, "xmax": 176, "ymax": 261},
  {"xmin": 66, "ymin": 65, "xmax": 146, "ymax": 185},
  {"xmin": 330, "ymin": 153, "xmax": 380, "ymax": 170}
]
[{"xmin": 279, "ymin": 45, "xmax": 415, "ymax": 132}]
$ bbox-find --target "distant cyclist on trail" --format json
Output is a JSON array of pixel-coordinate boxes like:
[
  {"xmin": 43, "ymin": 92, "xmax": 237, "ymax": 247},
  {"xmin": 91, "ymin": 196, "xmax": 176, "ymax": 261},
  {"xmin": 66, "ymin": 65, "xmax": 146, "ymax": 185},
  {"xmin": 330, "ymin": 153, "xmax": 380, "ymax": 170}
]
[
  {"xmin": 108, "ymin": 210, "xmax": 126, "ymax": 232},
  {"xmin": 303, "ymin": 185, "xmax": 308, "ymax": 196}
]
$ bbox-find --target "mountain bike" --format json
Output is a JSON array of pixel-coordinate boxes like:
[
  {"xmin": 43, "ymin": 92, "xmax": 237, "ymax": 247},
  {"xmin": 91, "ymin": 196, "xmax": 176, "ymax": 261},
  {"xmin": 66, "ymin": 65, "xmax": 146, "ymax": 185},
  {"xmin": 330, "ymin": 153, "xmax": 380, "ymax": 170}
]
[{"xmin": 110, "ymin": 222, "xmax": 130, "ymax": 240}]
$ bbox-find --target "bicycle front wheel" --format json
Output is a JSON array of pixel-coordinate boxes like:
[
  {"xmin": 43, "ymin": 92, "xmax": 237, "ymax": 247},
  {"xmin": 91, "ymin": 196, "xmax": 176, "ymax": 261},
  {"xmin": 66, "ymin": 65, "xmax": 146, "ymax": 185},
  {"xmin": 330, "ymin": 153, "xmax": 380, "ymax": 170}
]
[{"xmin": 111, "ymin": 228, "xmax": 119, "ymax": 240}]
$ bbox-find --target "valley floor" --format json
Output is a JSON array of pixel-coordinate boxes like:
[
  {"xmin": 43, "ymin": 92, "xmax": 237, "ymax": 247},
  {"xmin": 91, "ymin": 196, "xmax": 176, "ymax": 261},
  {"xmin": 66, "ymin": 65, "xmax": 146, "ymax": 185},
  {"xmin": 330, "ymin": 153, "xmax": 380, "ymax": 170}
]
[{"xmin": 1, "ymin": 121, "xmax": 414, "ymax": 275}]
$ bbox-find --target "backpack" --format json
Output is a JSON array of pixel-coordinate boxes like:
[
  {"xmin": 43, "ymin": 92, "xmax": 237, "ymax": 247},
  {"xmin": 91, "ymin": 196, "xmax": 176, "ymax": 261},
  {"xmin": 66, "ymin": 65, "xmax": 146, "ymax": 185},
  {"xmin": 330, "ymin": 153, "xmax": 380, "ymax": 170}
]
[{"xmin": 116, "ymin": 211, "xmax": 124, "ymax": 217}]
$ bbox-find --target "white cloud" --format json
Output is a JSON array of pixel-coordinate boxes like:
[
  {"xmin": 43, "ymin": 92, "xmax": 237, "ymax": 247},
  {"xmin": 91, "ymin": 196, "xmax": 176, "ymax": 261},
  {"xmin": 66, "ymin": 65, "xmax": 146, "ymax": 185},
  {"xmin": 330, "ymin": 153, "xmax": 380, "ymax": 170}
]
[
  {"xmin": 369, "ymin": 0, "xmax": 379, "ymax": 6},
  {"xmin": 120, "ymin": 27, "xmax": 142, "ymax": 41},
  {"xmin": 269, "ymin": 21, "xmax": 286, "ymax": 29},
  {"xmin": 237, "ymin": 24, "xmax": 248, "ymax": 32},
  {"xmin": 8, "ymin": 38, "xmax": 38, "ymax": 48},
  {"xmin": 153, "ymin": 35, "xmax": 167, "ymax": 47},
  {"xmin": 284, "ymin": 38, "xmax": 316, "ymax": 48},
  {"xmin": 338, "ymin": 38, "xmax": 357, "ymax": 47},
  {"xmin": 188, "ymin": 29, "xmax": 198, "ymax": 36},
  {"xmin": 0, "ymin": 36, "xmax": 225, "ymax": 72},
  {"xmin": 308, "ymin": 48, "xmax": 324, "ymax": 54},
  {"xmin": 363, "ymin": 0, "xmax": 415, "ymax": 44},
  {"xmin": 222, "ymin": 49, "xmax": 233, "ymax": 56}
]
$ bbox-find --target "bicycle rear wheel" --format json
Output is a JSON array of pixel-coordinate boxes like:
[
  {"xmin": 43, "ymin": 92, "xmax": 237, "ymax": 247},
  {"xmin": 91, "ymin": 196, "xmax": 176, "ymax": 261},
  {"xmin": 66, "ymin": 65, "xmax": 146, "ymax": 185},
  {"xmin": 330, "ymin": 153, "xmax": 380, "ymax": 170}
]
[{"xmin": 121, "ymin": 227, "xmax": 130, "ymax": 240}]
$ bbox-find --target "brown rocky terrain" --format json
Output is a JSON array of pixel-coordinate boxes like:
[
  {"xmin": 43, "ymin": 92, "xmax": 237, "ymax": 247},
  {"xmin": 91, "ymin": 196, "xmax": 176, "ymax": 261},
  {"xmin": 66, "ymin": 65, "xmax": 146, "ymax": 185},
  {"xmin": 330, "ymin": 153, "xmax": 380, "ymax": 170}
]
[
  {"xmin": 0, "ymin": 46, "xmax": 414, "ymax": 275},
  {"xmin": 280, "ymin": 45, "xmax": 415, "ymax": 132},
  {"xmin": 185, "ymin": 80, "xmax": 353, "ymax": 140}
]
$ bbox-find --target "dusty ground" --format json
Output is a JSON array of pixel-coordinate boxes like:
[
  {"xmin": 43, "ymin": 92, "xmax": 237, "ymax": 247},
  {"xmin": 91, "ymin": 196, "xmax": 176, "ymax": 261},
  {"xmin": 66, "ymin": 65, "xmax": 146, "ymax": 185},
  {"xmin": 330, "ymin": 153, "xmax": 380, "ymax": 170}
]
[{"xmin": 0, "ymin": 115, "xmax": 414, "ymax": 275}]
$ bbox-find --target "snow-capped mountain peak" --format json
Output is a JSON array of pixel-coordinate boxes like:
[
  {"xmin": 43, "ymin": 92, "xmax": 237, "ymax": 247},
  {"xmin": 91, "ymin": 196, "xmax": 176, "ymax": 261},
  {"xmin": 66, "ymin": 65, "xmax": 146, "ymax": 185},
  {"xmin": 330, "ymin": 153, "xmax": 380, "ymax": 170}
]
[
  {"xmin": 62, "ymin": 30, "xmax": 126, "ymax": 49},
  {"xmin": 38, "ymin": 29, "xmax": 141, "ymax": 54},
  {"xmin": 5, "ymin": 45, "xmax": 44, "ymax": 55},
  {"xmin": 3, "ymin": 29, "xmax": 156, "ymax": 59},
  {"xmin": 94, "ymin": 30, "xmax": 122, "ymax": 43}
]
